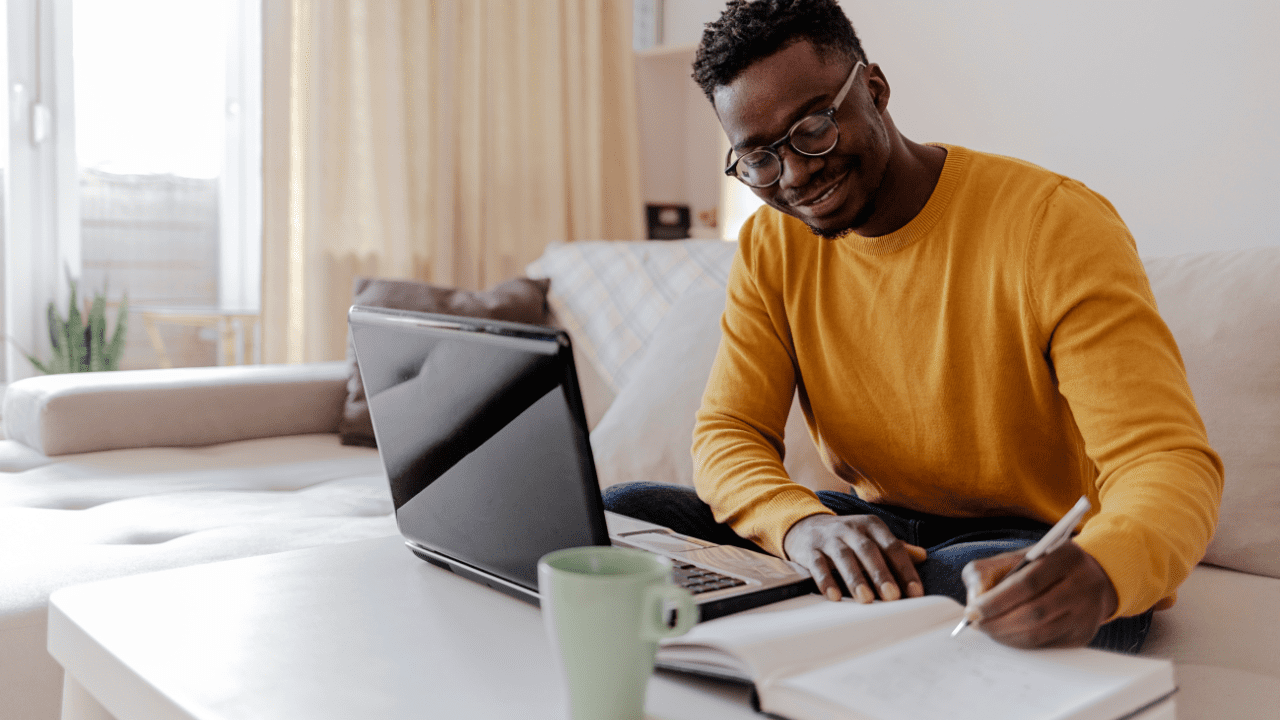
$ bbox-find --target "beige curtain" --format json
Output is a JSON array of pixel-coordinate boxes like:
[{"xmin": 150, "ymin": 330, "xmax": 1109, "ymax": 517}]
[{"xmin": 262, "ymin": 0, "xmax": 644, "ymax": 364}]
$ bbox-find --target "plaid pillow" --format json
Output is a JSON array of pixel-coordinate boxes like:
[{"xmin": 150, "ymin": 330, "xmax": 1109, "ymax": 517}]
[{"xmin": 526, "ymin": 240, "xmax": 738, "ymax": 392}]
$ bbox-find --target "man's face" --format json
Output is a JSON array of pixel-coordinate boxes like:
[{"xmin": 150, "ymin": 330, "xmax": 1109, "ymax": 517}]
[{"xmin": 714, "ymin": 41, "xmax": 890, "ymax": 239}]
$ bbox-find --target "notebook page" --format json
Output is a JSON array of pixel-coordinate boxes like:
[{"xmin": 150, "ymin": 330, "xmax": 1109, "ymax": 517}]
[
  {"xmin": 659, "ymin": 595, "xmax": 962, "ymax": 682},
  {"xmin": 777, "ymin": 624, "xmax": 1131, "ymax": 720}
]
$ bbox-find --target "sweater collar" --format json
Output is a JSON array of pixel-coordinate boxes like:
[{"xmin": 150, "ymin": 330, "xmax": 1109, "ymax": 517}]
[{"xmin": 842, "ymin": 143, "xmax": 967, "ymax": 255}]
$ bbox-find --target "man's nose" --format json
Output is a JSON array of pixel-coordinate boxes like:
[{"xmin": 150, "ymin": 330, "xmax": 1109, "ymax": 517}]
[{"xmin": 775, "ymin": 145, "xmax": 823, "ymax": 193}]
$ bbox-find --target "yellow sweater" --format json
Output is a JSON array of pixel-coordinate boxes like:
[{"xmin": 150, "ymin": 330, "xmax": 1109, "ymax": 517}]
[{"xmin": 692, "ymin": 145, "xmax": 1223, "ymax": 618}]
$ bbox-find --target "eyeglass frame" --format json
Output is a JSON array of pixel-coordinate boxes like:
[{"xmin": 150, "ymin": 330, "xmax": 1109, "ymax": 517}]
[{"xmin": 723, "ymin": 60, "xmax": 866, "ymax": 188}]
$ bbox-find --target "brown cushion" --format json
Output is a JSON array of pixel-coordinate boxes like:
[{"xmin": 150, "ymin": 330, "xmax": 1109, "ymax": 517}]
[{"xmin": 338, "ymin": 276, "xmax": 551, "ymax": 447}]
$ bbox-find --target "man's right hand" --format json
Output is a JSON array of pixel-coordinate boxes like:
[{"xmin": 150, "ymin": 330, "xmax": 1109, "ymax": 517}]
[{"xmin": 783, "ymin": 514, "xmax": 928, "ymax": 603}]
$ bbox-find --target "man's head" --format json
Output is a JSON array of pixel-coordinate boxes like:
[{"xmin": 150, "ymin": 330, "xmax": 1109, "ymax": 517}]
[
  {"xmin": 694, "ymin": 0, "xmax": 893, "ymax": 239},
  {"xmin": 692, "ymin": 0, "xmax": 865, "ymax": 104}
]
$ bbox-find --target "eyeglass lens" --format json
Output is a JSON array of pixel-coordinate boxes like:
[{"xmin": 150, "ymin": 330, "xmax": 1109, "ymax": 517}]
[{"xmin": 735, "ymin": 114, "xmax": 840, "ymax": 187}]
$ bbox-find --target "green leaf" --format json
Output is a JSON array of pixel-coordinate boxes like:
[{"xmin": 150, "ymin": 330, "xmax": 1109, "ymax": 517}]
[
  {"xmin": 28, "ymin": 275, "xmax": 129, "ymax": 375},
  {"xmin": 47, "ymin": 302, "xmax": 64, "ymax": 351},
  {"xmin": 105, "ymin": 293, "xmax": 129, "ymax": 370},
  {"xmin": 25, "ymin": 353, "xmax": 53, "ymax": 375},
  {"xmin": 88, "ymin": 293, "xmax": 107, "ymax": 372},
  {"xmin": 39, "ymin": 338, "xmax": 70, "ymax": 374},
  {"xmin": 65, "ymin": 278, "xmax": 88, "ymax": 372}
]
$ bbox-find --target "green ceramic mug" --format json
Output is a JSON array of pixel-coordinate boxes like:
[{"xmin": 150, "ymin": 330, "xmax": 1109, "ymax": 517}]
[{"xmin": 538, "ymin": 546, "xmax": 697, "ymax": 720}]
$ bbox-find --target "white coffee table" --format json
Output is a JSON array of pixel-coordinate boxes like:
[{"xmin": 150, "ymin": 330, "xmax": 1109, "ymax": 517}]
[{"xmin": 47, "ymin": 535, "xmax": 760, "ymax": 720}]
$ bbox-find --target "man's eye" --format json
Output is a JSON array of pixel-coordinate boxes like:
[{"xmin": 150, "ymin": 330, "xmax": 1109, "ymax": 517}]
[
  {"xmin": 741, "ymin": 153, "xmax": 772, "ymax": 169},
  {"xmin": 794, "ymin": 126, "xmax": 825, "ymax": 142}
]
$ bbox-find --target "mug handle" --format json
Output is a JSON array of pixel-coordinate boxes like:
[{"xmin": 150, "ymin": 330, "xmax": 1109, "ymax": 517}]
[{"xmin": 641, "ymin": 584, "xmax": 697, "ymax": 641}]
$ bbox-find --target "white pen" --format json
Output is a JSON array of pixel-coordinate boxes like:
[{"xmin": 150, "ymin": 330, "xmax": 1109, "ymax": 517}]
[{"xmin": 950, "ymin": 495, "xmax": 1093, "ymax": 638}]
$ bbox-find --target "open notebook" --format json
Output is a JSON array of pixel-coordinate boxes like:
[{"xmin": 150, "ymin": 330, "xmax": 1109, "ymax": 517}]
[{"xmin": 657, "ymin": 594, "xmax": 1176, "ymax": 720}]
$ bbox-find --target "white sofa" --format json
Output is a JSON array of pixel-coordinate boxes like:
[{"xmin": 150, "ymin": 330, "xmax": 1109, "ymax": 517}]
[
  {"xmin": 0, "ymin": 363, "xmax": 397, "ymax": 720},
  {"xmin": 1, "ymin": 240, "xmax": 1277, "ymax": 720}
]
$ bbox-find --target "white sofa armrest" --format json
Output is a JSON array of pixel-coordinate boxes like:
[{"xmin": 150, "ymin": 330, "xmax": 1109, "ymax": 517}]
[{"xmin": 2, "ymin": 362, "xmax": 349, "ymax": 456}]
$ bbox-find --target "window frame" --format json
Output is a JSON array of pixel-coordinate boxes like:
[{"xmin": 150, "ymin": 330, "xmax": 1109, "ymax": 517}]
[
  {"xmin": 4, "ymin": 0, "xmax": 79, "ymax": 384},
  {"xmin": 2, "ymin": 0, "xmax": 263, "ymax": 382}
]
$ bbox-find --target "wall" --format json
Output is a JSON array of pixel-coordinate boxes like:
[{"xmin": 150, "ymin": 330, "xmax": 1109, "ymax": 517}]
[
  {"xmin": 634, "ymin": 45, "xmax": 723, "ymax": 238},
  {"xmin": 652, "ymin": 0, "xmax": 1280, "ymax": 257}
]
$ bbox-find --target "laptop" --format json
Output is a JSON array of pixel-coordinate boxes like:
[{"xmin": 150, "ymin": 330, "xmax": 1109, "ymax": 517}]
[{"xmin": 348, "ymin": 304, "xmax": 814, "ymax": 621}]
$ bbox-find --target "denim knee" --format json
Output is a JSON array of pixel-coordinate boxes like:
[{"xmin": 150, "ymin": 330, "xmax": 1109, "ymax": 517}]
[
  {"xmin": 915, "ymin": 537, "xmax": 1039, "ymax": 605},
  {"xmin": 602, "ymin": 481, "xmax": 701, "ymax": 520},
  {"xmin": 600, "ymin": 481, "xmax": 763, "ymax": 552}
]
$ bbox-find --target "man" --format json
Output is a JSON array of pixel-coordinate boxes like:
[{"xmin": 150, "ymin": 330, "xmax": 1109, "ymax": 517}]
[{"xmin": 604, "ymin": 0, "xmax": 1222, "ymax": 652}]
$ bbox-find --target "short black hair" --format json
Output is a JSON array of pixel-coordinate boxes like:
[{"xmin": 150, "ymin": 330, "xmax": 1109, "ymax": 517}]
[{"xmin": 692, "ymin": 0, "xmax": 866, "ymax": 105}]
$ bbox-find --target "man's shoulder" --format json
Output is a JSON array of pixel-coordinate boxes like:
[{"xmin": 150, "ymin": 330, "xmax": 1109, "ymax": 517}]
[
  {"xmin": 942, "ymin": 149, "xmax": 1136, "ymax": 276},
  {"xmin": 947, "ymin": 145, "xmax": 1067, "ymax": 191},
  {"xmin": 942, "ymin": 145, "xmax": 1121, "ymax": 223}
]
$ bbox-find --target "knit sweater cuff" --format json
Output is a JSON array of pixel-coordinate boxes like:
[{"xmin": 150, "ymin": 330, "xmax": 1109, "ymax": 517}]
[
  {"xmin": 734, "ymin": 487, "xmax": 834, "ymax": 559},
  {"xmin": 1075, "ymin": 517, "xmax": 1177, "ymax": 620}
]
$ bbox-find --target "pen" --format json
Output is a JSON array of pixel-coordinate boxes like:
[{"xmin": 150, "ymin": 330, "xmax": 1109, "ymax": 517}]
[{"xmin": 950, "ymin": 495, "xmax": 1093, "ymax": 638}]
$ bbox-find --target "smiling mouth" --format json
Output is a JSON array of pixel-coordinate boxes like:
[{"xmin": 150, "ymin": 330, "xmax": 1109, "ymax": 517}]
[{"xmin": 788, "ymin": 170, "xmax": 849, "ymax": 212}]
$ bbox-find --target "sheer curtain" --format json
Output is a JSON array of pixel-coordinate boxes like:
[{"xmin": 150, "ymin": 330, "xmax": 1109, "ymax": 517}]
[{"xmin": 262, "ymin": 0, "xmax": 643, "ymax": 363}]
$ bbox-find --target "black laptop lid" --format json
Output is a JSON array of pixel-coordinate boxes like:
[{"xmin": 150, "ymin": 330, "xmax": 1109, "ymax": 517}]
[{"xmin": 348, "ymin": 305, "xmax": 610, "ymax": 591}]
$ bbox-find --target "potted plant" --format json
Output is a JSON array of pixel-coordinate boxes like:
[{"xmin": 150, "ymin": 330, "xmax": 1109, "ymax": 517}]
[{"xmin": 24, "ymin": 276, "xmax": 129, "ymax": 374}]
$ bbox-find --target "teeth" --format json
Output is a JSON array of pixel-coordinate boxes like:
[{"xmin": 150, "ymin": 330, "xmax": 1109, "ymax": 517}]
[{"xmin": 802, "ymin": 184, "xmax": 837, "ymax": 207}]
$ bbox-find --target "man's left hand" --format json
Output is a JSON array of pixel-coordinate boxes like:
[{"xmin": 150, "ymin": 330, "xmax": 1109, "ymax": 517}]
[{"xmin": 960, "ymin": 541, "xmax": 1118, "ymax": 648}]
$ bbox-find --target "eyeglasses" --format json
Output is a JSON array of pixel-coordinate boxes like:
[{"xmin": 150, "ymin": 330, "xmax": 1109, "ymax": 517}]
[{"xmin": 724, "ymin": 61, "xmax": 865, "ymax": 189}]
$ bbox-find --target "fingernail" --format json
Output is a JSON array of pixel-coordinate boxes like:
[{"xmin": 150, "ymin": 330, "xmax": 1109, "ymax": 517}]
[
  {"xmin": 880, "ymin": 581, "xmax": 901, "ymax": 601},
  {"xmin": 825, "ymin": 587, "xmax": 842, "ymax": 602},
  {"xmin": 907, "ymin": 581, "xmax": 923, "ymax": 598},
  {"xmin": 855, "ymin": 585, "xmax": 875, "ymax": 604}
]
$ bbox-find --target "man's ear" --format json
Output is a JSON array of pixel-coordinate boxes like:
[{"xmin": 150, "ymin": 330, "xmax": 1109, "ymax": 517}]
[{"xmin": 866, "ymin": 63, "xmax": 891, "ymax": 113}]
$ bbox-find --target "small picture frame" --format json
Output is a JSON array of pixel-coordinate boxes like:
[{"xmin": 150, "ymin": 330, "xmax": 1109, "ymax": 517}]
[{"xmin": 645, "ymin": 203, "xmax": 691, "ymax": 241}]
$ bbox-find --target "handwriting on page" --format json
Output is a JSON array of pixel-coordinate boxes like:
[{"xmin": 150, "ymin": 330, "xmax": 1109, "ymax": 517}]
[{"xmin": 782, "ymin": 626, "xmax": 1128, "ymax": 720}]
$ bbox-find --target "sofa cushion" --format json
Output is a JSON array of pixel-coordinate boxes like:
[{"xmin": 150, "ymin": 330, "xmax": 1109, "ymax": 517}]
[
  {"xmin": 1142, "ymin": 247, "xmax": 1280, "ymax": 579},
  {"xmin": 1168, "ymin": 666, "xmax": 1280, "ymax": 720},
  {"xmin": 590, "ymin": 286, "xmax": 845, "ymax": 494},
  {"xmin": 526, "ymin": 240, "xmax": 739, "ymax": 393},
  {"xmin": 339, "ymin": 276, "xmax": 551, "ymax": 447},
  {"xmin": 0, "ymin": 431, "xmax": 396, "ymax": 720},
  {"xmin": 0, "ymin": 433, "xmax": 393, "ymax": 631},
  {"xmin": 1140, "ymin": 565, "xmax": 1280, "ymax": 719},
  {"xmin": 1141, "ymin": 564, "xmax": 1280, "ymax": 678},
  {"xmin": 2, "ymin": 362, "xmax": 350, "ymax": 456}
]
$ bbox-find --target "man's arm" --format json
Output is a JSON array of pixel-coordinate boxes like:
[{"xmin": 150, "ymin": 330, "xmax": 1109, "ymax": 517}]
[
  {"xmin": 962, "ymin": 180, "xmax": 1223, "ymax": 646},
  {"xmin": 693, "ymin": 214, "xmax": 925, "ymax": 603}
]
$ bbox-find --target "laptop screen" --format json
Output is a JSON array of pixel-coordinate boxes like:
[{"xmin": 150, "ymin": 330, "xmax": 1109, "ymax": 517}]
[{"xmin": 349, "ymin": 306, "xmax": 609, "ymax": 592}]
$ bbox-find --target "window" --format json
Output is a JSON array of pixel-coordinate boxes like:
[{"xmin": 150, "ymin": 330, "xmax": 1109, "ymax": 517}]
[
  {"xmin": 720, "ymin": 174, "xmax": 765, "ymax": 242},
  {"xmin": 2, "ymin": 0, "xmax": 261, "ymax": 381},
  {"xmin": 719, "ymin": 133, "xmax": 764, "ymax": 242}
]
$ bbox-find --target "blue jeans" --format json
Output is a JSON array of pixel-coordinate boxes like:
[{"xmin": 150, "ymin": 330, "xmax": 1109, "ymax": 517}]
[{"xmin": 603, "ymin": 481, "xmax": 1152, "ymax": 653}]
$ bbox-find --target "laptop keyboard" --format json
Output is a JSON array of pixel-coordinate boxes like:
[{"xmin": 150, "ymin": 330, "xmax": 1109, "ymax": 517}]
[{"xmin": 671, "ymin": 560, "xmax": 748, "ymax": 594}]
